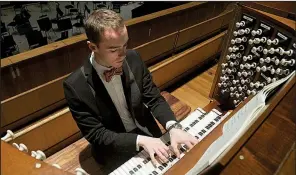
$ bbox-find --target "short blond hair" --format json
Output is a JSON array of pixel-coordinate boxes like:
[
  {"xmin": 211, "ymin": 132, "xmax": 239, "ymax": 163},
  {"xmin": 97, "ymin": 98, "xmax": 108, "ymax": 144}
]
[{"xmin": 85, "ymin": 9, "xmax": 124, "ymax": 44}]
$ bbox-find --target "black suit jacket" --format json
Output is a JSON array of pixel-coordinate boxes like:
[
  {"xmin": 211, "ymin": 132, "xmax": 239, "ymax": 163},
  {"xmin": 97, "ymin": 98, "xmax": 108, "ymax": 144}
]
[{"xmin": 63, "ymin": 50, "xmax": 177, "ymax": 160}]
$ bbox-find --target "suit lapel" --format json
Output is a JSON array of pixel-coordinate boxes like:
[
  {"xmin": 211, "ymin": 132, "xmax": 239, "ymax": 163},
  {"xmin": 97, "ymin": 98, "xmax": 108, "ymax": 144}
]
[
  {"xmin": 122, "ymin": 59, "xmax": 143, "ymax": 121},
  {"xmin": 82, "ymin": 57, "xmax": 126, "ymax": 132},
  {"xmin": 121, "ymin": 60, "xmax": 133, "ymax": 115}
]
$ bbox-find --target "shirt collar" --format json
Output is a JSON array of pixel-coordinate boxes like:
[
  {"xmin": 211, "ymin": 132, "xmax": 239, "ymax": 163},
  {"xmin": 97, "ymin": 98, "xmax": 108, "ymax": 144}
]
[{"xmin": 90, "ymin": 52, "xmax": 112, "ymax": 76}]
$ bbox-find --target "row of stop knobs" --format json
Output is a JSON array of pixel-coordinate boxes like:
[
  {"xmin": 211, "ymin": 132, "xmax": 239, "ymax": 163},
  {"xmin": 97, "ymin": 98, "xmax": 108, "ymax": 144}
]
[
  {"xmin": 225, "ymin": 54, "xmax": 295, "ymax": 67},
  {"xmin": 228, "ymin": 45, "xmax": 293, "ymax": 56},
  {"xmin": 219, "ymin": 78, "xmax": 267, "ymax": 88},
  {"xmin": 233, "ymin": 28, "xmax": 267, "ymax": 37},
  {"xmin": 222, "ymin": 64, "xmax": 290, "ymax": 75},
  {"xmin": 219, "ymin": 79, "xmax": 267, "ymax": 105},
  {"xmin": 231, "ymin": 36, "xmax": 281, "ymax": 46}
]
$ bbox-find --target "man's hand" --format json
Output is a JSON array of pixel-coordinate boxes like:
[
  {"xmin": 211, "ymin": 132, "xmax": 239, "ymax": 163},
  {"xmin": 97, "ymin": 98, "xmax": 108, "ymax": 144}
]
[
  {"xmin": 138, "ymin": 135, "xmax": 170, "ymax": 166},
  {"xmin": 169, "ymin": 128, "xmax": 198, "ymax": 158}
]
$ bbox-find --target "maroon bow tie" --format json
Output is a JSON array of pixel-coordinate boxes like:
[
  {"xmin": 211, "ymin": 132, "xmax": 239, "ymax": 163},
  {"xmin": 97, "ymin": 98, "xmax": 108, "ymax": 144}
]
[{"xmin": 103, "ymin": 67, "xmax": 123, "ymax": 82}]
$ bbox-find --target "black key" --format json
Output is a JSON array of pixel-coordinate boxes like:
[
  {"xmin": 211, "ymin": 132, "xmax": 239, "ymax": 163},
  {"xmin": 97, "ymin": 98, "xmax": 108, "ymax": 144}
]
[
  {"xmin": 202, "ymin": 129, "xmax": 206, "ymax": 133},
  {"xmin": 158, "ymin": 166, "xmax": 164, "ymax": 171},
  {"xmin": 185, "ymin": 127, "xmax": 190, "ymax": 131},
  {"xmin": 147, "ymin": 157, "xmax": 151, "ymax": 161},
  {"xmin": 183, "ymin": 145, "xmax": 189, "ymax": 150},
  {"xmin": 169, "ymin": 157, "xmax": 174, "ymax": 162},
  {"xmin": 172, "ymin": 155, "xmax": 177, "ymax": 159},
  {"xmin": 198, "ymin": 116, "xmax": 203, "ymax": 120},
  {"xmin": 195, "ymin": 136, "xmax": 199, "ymax": 139},
  {"xmin": 191, "ymin": 120, "xmax": 199, "ymax": 126},
  {"xmin": 180, "ymin": 147, "xmax": 186, "ymax": 152},
  {"xmin": 211, "ymin": 121, "xmax": 215, "ymax": 125},
  {"xmin": 137, "ymin": 165, "xmax": 142, "ymax": 169},
  {"xmin": 167, "ymin": 141, "xmax": 171, "ymax": 145},
  {"xmin": 129, "ymin": 170, "xmax": 134, "ymax": 174},
  {"xmin": 133, "ymin": 168, "xmax": 138, "ymax": 172},
  {"xmin": 162, "ymin": 163, "xmax": 168, "ymax": 167},
  {"xmin": 199, "ymin": 132, "xmax": 203, "ymax": 136},
  {"xmin": 143, "ymin": 159, "xmax": 148, "ymax": 164},
  {"xmin": 153, "ymin": 171, "xmax": 158, "ymax": 175},
  {"xmin": 214, "ymin": 118, "xmax": 219, "ymax": 122},
  {"xmin": 200, "ymin": 115, "xmax": 205, "ymax": 119}
]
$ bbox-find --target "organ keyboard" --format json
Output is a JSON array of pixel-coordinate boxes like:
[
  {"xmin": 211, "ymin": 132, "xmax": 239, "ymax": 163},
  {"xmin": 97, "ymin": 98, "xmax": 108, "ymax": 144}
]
[{"xmin": 109, "ymin": 108, "xmax": 227, "ymax": 175}]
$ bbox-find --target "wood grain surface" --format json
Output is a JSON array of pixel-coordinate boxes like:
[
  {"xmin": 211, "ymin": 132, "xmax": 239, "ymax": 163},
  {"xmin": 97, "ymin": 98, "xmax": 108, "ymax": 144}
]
[{"xmin": 1, "ymin": 141, "xmax": 72, "ymax": 175}]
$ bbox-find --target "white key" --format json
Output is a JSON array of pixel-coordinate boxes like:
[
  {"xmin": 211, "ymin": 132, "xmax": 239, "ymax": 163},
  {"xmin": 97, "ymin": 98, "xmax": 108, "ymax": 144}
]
[
  {"xmin": 195, "ymin": 115, "xmax": 223, "ymax": 140},
  {"xmin": 129, "ymin": 157, "xmax": 145, "ymax": 175},
  {"xmin": 141, "ymin": 151, "xmax": 162, "ymax": 175},
  {"xmin": 114, "ymin": 166, "xmax": 128, "ymax": 175},
  {"xmin": 196, "ymin": 108, "xmax": 206, "ymax": 114},
  {"xmin": 194, "ymin": 122, "xmax": 214, "ymax": 140},
  {"xmin": 180, "ymin": 110, "xmax": 203, "ymax": 127},
  {"xmin": 124, "ymin": 161, "xmax": 137, "ymax": 175},
  {"xmin": 185, "ymin": 125, "xmax": 199, "ymax": 136},
  {"xmin": 193, "ymin": 112, "xmax": 217, "ymax": 130},
  {"xmin": 120, "ymin": 163, "xmax": 133, "ymax": 175},
  {"xmin": 136, "ymin": 154, "xmax": 152, "ymax": 174},
  {"xmin": 132, "ymin": 154, "xmax": 149, "ymax": 173},
  {"xmin": 138, "ymin": 152, "xmax": 153, "ymax": 173},
  {"xmin": 192, "ymin": 111, "xmax": 217, "ymax": 129}
]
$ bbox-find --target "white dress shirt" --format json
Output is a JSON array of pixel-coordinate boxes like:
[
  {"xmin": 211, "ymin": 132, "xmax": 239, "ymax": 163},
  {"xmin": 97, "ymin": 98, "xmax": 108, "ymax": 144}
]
[{"xmin": 90, "ymin": 53, "xmax": 176, "ymax": 151}]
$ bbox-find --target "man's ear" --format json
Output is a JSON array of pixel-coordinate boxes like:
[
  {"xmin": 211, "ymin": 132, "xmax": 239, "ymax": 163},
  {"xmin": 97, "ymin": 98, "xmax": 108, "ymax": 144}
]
[{"xmin": 87, "ymin": 41, "xmax": 98, "ymax": 52}]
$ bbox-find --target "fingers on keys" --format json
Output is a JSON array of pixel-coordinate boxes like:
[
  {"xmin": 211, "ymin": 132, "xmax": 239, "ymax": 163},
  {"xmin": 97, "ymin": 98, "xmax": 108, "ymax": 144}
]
[
  {"xmin": 149, "ymin": 145, "xmax": 170, "ymax": 167},
  {"xmin": 155, "ymin": 149, "xmax": 168, "ymax": 163},
  {"xmin": 149, "ymin": 150, "xmax": 158, "ymax": 167},
  {"xmin": 185, "ymin": 141, "xmax": 194, "ymax": 150},
  {"xmin": 159, "ymin": 147, "xmax": 170, "ymax": 161},
  {"xmin": 171, "ymin": 143, "xmax": 181, "ymax": 159}
]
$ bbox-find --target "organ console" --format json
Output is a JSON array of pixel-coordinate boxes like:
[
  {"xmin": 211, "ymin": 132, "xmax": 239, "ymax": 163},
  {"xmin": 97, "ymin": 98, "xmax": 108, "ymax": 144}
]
[
  {"xmin": 110, "ymin": 5, "xmax": 295, "ymax": 175},
  {"xmin": 1, "ymin": 2, "xmax": 295, "ymax": 175}
]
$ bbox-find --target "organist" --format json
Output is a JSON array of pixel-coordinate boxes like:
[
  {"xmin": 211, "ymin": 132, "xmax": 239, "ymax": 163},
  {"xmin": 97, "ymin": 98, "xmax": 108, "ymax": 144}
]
[{"xmin": 63, "ymin": 9, "xmax": 198, "ymax": 174}]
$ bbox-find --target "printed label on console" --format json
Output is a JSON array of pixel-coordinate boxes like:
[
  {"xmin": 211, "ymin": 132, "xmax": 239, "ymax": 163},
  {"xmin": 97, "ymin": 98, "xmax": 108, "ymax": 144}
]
[
  {"xmin": 277, "ymin": 32, "xmax": 288, "ymax": 40},
  {"xmin": 243, "ymin": 15, "xmax": 253, "ymax": 22},
  {"xmin": 260, "ymin": 23, "xmax": 270, "ymax": 30}
]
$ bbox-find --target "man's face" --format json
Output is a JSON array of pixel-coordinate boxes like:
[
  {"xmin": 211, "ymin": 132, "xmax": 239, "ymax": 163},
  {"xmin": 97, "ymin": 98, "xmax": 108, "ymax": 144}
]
[{"xmin": 90, "ymin": 26, "xmax": 129, "ymax": 68}]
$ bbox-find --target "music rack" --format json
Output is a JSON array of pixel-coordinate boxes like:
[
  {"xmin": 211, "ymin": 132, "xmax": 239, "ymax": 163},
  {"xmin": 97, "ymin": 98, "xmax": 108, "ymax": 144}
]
[{"xmin": 210, "ymin": 3, "xmax": 296, "ymax": 110}]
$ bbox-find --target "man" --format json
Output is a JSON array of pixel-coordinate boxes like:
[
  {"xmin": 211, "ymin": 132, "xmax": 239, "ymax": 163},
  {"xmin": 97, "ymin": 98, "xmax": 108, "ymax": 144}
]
[{"xmin": 63, "ymin": 9, "xmax": 198, "ymax": 173}]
